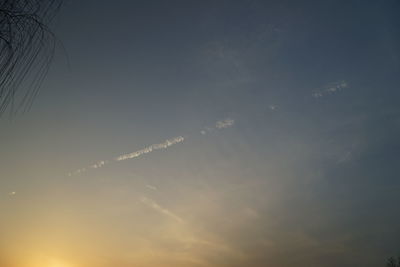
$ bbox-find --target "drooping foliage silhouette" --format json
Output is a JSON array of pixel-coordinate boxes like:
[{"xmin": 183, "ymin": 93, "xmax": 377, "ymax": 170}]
[
  {"xmin": 0, "ymin": 0, "xmax": 62, "ymax": 116},
  {"xmin": 386, "ymin": 256, "xmax": 400, "ymax": 267}
]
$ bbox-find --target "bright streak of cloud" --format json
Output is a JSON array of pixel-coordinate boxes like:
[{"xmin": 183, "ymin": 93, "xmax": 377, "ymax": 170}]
[
  {"xmin": 215, "ymin": 118, "xmax": 235, "ymax": 129},
  {"xmin": 115, "ymin": 136, "xmax": 184, "ymax": 161},
  {"xmin": 312, "ymin": 80, "xmax": 348, "ymax": 98},
  {"xmin": 68, "ymin": 118, "xmax": 235, "ymax": 176},
  {"xmin": 89, "ymin": 160, "xmax": 108, "ymax": 169},
  {"xmin": 68, "ymin": 136, "xmax": 184, "ymax": 176}
]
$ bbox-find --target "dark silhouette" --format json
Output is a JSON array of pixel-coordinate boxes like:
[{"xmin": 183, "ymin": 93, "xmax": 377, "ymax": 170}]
[
  {"xmin": 0, "ymin": 0, "xmax": 62, "ymax": 117},
  {"xmin": 387, "ymin": 256, "xmax": 400, "ymax": 267}
]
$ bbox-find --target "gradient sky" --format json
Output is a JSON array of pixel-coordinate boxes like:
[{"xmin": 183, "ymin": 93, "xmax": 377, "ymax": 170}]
[{"xmin": 1, "ymin": 1, "xmax": 400, "ymax": 266}]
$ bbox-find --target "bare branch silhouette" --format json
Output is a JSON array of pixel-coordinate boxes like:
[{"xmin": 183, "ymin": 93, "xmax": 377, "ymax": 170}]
[{"xmin": 0, "ymin": 0, "xmax": 62, "ymax": 117}]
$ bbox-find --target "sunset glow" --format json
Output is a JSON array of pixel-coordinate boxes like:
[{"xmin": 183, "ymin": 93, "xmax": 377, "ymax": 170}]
[{"xmin": 1, "ymin": 1, "xmax": 400, "ymax": 267}]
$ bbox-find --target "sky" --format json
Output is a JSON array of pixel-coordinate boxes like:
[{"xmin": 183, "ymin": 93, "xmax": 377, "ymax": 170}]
[{"xmin": 1, "ymin": 1, "xmax": 400, "ymax": 266}]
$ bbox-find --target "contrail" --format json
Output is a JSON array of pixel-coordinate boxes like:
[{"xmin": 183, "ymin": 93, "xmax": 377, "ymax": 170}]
[
  {"xmin": 115, "ymin": 136, "xmax": 184, "ymax": 161},
  {"xmin": 312, "ymin": 80, "xmax": 347, "ymax": 98},
  {"xmin": 68, "ymin": 118, "xmax": 235, "ymax": 176},
  {"xmin": 68, "ymin": 136, "xmax": 185, "ymax": 176}
]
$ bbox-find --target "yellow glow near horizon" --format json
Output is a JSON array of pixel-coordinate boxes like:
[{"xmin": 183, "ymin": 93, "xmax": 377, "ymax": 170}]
[
  {"xmin": 47, "ymin": 259, "xmax": 73, "ymax": 267},
  {"xmin": 23, "ymin": 256, "xmax": 76, "ymax": 267}
]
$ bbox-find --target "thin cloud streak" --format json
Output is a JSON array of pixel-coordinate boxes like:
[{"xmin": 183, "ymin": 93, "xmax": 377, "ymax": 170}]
[
  {"xmin": 115, "ymin": 136, "xmax": 184, "ymax": 161},
  {"xmin": 312, "ymin": 80, "xmax": 348, "ymax": 98},
  {"xmin": 68, "ymin": 136, "xmax": 185, "ymax": 176},
  {"xmin": 215, "ymin": 118, "xmax": 235, "ymax": 129},
  {"xmin": 145, "ymin": 184, "xmax": 158, "ymax": 191},
  {"xmin": 140, "ymin": 196, "xmax": 184, "ymax": 223},
  {"xmin": 68, "ymin": 118, "xmax": 235, "ymax": 176}
]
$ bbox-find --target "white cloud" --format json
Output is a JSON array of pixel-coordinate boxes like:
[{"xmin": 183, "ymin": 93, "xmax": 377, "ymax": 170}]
[
  {"xmin": 312, "ymin": 80, "xmax": 348, "ymax": 98},
  {"xmin": 215, "ymin": 118, "xmax": 235, "ymax": 129},
  {"xmin": 115, "ymin": 136, "xmax": 184, "ymax": 161},
  {"xmin": 68, "ymin": 136, "xmax": 184, "ymax": 176},
  {"xmin": 68, "ymin": 167, "xmax": 86, "ymax": 177},
  {"xmin": 68, "ymin": 118, "xmax": 234, "ymax": 176},
  {"xmin": 89, "ymin": 160, "xmax": 108, "ymax": 169},
  {"xmin": 200, "ymin": 119, "xmax": 235, "ymax": 135}
]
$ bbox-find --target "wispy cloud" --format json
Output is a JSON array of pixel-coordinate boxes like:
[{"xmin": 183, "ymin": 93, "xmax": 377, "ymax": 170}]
[
  {"xmin": 89, "ymin": 160, "xmax": 109, "ymax": 169},
  {"xmin": 115, "ymin": 136, "xmax": 184, "ymax": 161},
  {"xmin": 312, "ymin": 80, "xmax": 348, "ymax": 98},
  {"xmin": 199, "ymin": 119, "xmax": 235, "ymax": 135},
  {"xmin": 215, "ymin": 118, "xmax": 235, "ymax": 129},
  {"xmin": 145, "ymin": 184, "xmax": 158, "ymax": 191},
  {"xmin": 269, "ymin": 105, "xmax": 278, "ymax": 111},
  {"xmin": 68, "ymin": 136, "xmax": 185, "ymax": 176},
  {"xmin": 68, "ymin": 167, "xmax": 86, "ymax": 176},
  {"xmin": 140, "ymin": 196, "xmax": 184, "ymax": 223},
  {"xmin": 68, "ymin": 118, "xmax": 235, "ymax": 176}
]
